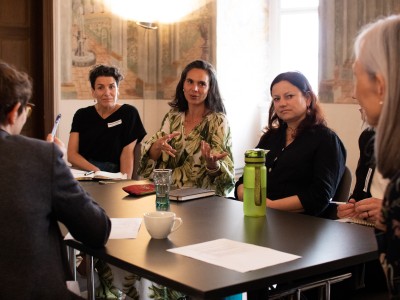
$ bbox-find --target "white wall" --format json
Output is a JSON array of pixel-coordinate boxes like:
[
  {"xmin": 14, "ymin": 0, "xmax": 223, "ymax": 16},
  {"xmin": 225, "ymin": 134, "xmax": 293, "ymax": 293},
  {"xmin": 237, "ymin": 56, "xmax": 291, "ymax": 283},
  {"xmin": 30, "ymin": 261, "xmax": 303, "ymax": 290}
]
[{"xmin": 322, "ymin": 103, "xmax": 363, "ymax": 190}]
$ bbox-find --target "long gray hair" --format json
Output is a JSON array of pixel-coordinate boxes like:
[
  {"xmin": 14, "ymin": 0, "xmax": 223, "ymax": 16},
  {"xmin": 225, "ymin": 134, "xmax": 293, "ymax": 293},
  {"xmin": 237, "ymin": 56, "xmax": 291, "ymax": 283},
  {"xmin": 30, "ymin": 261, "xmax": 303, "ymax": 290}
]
[{"xmin": 354, "ymin": 15, "xmax": 400, "ymax": 179}]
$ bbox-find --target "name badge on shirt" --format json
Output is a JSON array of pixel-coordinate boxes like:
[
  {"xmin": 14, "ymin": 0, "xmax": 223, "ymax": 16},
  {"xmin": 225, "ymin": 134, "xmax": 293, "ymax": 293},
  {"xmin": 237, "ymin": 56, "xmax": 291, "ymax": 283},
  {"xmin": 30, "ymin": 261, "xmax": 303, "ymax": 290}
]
[{"xmin": 108, "ymin": 119, "xmax": 122, "ymax": 128}]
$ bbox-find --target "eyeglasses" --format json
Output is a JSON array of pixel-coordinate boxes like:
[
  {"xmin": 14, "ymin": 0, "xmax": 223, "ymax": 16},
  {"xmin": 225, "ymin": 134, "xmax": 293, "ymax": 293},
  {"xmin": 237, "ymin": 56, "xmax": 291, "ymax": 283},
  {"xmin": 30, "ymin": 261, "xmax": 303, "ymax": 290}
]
[{"xmin": 25, "ymin": 103, "xmax": 35, "ymax": 118}]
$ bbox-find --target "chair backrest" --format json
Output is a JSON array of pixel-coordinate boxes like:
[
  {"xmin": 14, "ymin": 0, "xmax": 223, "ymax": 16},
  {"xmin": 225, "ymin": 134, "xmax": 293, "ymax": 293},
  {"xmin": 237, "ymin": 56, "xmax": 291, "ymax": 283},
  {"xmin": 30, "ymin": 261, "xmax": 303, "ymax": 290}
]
[
  {"xmin": 319, "ymin": 166, "xmax": 352, "ymax": 220},
  {"xmin": 332, "ymin": 165, "xmax": 352, "ymax": 203},
  {"xmin": 132, "ymin": 142, "xmax": 142, "ymax": 180}
]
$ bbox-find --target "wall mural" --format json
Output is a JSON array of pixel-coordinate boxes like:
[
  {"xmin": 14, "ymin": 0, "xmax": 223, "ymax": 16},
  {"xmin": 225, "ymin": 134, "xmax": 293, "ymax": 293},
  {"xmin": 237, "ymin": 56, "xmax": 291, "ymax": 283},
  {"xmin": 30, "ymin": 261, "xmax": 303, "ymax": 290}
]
[
  {"xmin": 319, "ymin": 0, "xmax": 400, "ymax": 103},
  {"xmin": 60, "ymin": 0, "xmax": 215, "ymax": 100}
]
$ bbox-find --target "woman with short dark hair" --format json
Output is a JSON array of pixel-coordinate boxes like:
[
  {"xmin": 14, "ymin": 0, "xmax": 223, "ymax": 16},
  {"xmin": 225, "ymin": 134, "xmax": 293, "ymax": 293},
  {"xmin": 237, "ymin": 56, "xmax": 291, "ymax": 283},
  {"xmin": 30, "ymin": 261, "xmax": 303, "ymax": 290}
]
[{"xmin": 67, "ymin": 64, "xmax": 146, "ymax": 178}]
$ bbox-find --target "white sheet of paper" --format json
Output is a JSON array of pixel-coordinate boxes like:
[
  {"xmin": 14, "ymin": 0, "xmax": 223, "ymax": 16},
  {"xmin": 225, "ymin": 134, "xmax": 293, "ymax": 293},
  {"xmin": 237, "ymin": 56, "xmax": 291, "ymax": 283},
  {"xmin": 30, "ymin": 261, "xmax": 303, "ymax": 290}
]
[
  {"xmin": 167, "ymin": 238, "xmax": 301, "ymax": 273},
  {"xmin": 65, "ymin": 218, "xmax": 142, "ymax": 240}
]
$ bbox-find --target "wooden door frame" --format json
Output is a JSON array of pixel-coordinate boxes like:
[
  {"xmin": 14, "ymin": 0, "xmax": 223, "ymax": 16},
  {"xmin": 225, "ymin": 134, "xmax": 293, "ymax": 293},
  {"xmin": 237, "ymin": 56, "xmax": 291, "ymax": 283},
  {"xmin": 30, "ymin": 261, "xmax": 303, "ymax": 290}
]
[{"xmin": 42, "ymin": 0, "xmax": 54, "ymax": 135}]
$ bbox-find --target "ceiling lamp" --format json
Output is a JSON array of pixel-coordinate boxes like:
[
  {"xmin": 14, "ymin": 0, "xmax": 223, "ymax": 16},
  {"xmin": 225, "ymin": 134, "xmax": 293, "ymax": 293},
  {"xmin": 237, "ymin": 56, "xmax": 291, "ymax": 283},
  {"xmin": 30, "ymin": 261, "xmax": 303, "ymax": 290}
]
[
  {"xmin": 136, "ymin": 22, "xmax": 158, "ymax": 30},
  {"xmin": 106, "ymin": 0, "xmax": 205, "ymax": 24}
]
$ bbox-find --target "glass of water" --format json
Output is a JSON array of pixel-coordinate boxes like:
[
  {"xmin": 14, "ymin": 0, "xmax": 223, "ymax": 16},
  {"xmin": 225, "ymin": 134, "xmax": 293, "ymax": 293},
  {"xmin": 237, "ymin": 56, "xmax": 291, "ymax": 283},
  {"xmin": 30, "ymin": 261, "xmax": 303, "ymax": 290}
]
[{"xmin": 153, "ymin": 169, "xmax": 172, "ymax": 210}]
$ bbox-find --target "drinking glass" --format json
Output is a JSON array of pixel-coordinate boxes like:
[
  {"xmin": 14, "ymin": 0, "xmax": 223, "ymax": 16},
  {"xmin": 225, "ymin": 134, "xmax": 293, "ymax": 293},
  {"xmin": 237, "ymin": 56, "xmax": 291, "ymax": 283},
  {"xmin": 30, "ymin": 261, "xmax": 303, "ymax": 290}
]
[{"xmin": 153, "ymin": 169, "xmax": 172, "ymax": 210}]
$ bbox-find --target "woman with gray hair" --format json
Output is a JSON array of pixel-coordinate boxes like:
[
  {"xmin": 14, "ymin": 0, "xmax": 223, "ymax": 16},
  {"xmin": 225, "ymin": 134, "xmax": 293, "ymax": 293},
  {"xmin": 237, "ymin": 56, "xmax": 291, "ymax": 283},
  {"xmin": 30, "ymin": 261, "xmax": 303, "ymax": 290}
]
[{"xmin": 352, "ymin": 15, "xmax": 400, "ymax": 297}]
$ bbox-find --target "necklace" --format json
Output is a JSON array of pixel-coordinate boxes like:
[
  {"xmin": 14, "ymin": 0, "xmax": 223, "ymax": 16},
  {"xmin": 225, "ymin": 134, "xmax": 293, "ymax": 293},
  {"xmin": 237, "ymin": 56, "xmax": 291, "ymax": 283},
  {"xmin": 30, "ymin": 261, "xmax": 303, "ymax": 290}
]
[{"xmin": 286, "ymin": 126, "xmax": 297, "ymax": 145}]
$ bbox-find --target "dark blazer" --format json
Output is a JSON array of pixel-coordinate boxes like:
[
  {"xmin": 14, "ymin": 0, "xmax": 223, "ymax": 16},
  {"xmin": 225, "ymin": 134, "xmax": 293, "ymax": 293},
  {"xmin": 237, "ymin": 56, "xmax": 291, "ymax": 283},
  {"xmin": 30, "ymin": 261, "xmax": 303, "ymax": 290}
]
[
  {"xmin": 350, "ymin": 128, "xmax": 375, "ymax": 201},
  {"xmin": 0, "ymin": 130, "xmax": 111, "ymax": 299}
]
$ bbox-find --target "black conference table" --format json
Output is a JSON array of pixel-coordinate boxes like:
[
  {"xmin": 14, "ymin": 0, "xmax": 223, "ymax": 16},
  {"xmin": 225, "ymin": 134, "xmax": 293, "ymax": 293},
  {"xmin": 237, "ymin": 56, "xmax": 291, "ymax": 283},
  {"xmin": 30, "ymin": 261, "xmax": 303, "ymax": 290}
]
[{"xmin": 65, "ymin": 180, "xmax": 378, "ymax": 299}]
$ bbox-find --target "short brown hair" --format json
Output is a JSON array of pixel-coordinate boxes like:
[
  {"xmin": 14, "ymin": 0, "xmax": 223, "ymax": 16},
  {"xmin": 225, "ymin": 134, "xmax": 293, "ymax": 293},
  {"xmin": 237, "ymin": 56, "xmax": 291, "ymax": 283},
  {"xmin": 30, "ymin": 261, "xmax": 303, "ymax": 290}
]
[{"xmin": 0, "ymin": 61, "xmax": 32, "ymax": 124}]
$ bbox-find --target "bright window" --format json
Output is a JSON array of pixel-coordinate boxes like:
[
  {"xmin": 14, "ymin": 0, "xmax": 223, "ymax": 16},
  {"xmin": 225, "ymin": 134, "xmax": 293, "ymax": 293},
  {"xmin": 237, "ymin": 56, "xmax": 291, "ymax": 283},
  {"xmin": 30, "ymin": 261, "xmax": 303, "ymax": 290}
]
[{"xmin": 278, "ymin": 0, "xmax": 319, "ymax": 92}]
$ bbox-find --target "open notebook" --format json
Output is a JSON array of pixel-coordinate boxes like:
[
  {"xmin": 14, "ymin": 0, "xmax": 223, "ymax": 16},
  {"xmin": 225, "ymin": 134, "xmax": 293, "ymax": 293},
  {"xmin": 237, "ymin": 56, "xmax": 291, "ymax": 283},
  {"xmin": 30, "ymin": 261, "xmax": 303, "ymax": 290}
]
[
  {"xmin": 70, "ymin": 168, "xmax": 127, "ymax": 181},
  {"xmin": 169, "ymin": 188, "xmax": 215, "ymax": 201},
  {"xmin": 336, "ymin": 218, "xmax": 375, "ymax": 228}
]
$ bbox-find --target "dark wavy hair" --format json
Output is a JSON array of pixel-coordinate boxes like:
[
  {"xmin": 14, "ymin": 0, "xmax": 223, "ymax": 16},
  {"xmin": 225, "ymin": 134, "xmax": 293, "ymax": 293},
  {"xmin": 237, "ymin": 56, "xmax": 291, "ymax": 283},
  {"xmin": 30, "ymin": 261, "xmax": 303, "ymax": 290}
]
[
  {"xmin": 169, "ymin": 60, "xmax": 226, "ymax": 113},
  {"xmin": 265, "ymin": 71, "xmax": 326, "ymax": 137},
  {"xmin": 88, "ymin": 64, "xmax": 124, "ymax": 89},
  {"xmin": 0, "ymin": 61, "xmax": 32, "ymax": 124}
]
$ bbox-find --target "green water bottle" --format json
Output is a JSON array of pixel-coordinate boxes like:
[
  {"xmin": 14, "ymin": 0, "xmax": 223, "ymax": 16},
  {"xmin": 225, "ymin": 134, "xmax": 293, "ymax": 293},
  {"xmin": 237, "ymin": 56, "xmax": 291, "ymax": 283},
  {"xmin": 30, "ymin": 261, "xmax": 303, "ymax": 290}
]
[{"xmin": 243, "ymin": 149, "xmax": 267, "ymax": 217}]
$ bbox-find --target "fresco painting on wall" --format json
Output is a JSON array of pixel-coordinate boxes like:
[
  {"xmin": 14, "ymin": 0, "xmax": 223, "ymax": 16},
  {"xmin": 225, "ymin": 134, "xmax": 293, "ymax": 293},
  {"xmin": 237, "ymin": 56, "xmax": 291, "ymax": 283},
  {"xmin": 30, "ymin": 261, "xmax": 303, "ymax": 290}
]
[
  {"xmin": 319, "ymin": 0, "xmax": 400, "ymax": 103},
  {"xmin": 60, "ymin": 0, "xmax": 215, "ymax": 100}
]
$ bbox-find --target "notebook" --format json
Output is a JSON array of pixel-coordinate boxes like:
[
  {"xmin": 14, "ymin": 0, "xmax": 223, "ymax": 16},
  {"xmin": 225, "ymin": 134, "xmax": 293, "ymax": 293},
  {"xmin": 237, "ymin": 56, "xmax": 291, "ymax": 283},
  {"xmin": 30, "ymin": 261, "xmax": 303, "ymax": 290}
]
[
  {"xmin": 336, "ymin": 218, "xmax": 375, "ymax": 228},
  {"xmin": 70, "ymin": 168, "xmax": 127, "ymax": 181},
  {"xmin": 169, "ymin": 188, "xmax": 216, "ymax": 201}
]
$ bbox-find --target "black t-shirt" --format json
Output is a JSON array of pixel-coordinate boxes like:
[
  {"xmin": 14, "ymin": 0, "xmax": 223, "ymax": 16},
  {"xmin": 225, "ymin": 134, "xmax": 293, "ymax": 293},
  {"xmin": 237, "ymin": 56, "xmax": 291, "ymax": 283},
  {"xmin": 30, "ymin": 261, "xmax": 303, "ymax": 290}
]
[{"xmin": 71, "ymin": 104, "xmax": 146, "ymax": 165}]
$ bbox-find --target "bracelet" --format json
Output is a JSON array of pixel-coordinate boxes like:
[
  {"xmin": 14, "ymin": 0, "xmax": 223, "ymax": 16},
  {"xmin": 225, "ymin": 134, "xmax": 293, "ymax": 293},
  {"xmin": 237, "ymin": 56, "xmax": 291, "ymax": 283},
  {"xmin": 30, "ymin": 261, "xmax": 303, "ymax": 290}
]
[{"xmin": 206, "ymin": 161, "xmax": 221, "ymax": 174}]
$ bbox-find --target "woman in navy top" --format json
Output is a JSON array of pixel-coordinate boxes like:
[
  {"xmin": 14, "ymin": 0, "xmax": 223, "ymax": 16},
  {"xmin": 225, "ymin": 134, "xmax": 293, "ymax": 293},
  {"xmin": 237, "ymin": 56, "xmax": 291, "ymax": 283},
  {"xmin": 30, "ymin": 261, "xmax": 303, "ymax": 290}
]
[{"xmin": 235, "ymin": 71, "xmax": 346, "ymax": 216}]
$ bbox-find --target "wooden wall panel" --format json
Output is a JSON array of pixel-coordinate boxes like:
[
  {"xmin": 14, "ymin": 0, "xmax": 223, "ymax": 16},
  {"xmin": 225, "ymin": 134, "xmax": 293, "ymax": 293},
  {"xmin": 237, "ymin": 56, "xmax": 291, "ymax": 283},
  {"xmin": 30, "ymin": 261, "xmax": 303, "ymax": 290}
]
[
  {"xmin": 0, "ymin": 40, "xmax": 30, "ymax": 72},
  {"xmin": 0, "ymin": 0, "xmax": 29, "ymax": 27},
  {"xmin": 0, "ymin": 0, "xmax": 46, "ymax": 138}
]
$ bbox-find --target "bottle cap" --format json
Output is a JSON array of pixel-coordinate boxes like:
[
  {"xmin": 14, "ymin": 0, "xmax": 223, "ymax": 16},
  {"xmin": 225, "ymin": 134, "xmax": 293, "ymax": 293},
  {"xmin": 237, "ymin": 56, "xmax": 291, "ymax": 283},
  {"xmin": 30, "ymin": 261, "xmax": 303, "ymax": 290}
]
[{"xmin": 244, "ymin": 148, "xmax": 266, "ymax": 163}]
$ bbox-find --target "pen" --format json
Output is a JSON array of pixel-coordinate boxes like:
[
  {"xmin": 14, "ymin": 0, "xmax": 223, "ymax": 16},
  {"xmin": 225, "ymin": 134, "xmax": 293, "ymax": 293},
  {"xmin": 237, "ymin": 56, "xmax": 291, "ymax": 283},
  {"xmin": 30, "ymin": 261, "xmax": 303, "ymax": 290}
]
[
  {"xmin": 84, "ymin": 171, "xmax": 95, "ymax": 176},
  {"xmin": 51, "ymin": 113, "xmax": 62, "ymax": 137},
  {"xmin": 330, "ymin": 201, "xmax": 352, "ymax": 205}
]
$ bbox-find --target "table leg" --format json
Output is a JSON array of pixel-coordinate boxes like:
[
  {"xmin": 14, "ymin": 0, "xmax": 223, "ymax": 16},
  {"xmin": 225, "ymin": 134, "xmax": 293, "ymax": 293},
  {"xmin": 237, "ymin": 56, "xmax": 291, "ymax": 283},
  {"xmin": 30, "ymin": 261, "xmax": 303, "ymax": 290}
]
[
  {"xmin": 247, "ymin": 289, "xmax": 269, "ymax": 299},
  {"xmin": 325, "ymin": 282, "xmax": 331, "ymax": 299},
  {"xmin": 86, "ymin": 254, "xmax": 95, "ymax": 300},
  {"xmin": 67, "ymin": 246, "xmax": 77, "ymax": 280}
]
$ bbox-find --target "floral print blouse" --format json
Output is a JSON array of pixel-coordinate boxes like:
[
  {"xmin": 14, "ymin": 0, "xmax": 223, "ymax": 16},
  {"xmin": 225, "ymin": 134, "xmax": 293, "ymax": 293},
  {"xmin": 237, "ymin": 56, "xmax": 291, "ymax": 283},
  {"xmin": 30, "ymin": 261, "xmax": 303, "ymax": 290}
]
[{"xmin": 138, "ymin": 110, "xmax": 235, "ymax": 196}]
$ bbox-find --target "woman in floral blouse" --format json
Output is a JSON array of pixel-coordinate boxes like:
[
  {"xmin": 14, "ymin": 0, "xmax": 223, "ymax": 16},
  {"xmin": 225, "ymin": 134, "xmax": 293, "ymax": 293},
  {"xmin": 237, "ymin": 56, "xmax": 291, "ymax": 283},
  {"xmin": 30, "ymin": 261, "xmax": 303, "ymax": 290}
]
[
  {"xmin": 138, "ymin": 59, "xmax": 235, "ymax": 196},
  {"xmin": 96, "ymin": 60, "xmax": 235, "ymax": 300}
]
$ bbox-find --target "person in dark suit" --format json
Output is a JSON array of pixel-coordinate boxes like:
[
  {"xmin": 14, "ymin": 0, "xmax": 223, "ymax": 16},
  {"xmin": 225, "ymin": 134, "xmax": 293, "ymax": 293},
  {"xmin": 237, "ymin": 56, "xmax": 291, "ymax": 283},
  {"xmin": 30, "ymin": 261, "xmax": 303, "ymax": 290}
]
[{"xmin": 0, "ymin": 60, "xmax": 111, "ymax": 299}]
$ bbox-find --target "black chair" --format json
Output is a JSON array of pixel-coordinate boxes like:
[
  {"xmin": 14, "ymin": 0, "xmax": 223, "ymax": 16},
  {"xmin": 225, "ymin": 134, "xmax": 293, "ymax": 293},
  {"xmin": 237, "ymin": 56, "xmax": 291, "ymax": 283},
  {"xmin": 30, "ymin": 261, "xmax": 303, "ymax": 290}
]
[
  {"xmin": 319, "ymin": 166, "xmax": 352, "ymax": 220},
  {"xmin": 332, "ymin": 166, "xmax": 352, "ymax": 203}
]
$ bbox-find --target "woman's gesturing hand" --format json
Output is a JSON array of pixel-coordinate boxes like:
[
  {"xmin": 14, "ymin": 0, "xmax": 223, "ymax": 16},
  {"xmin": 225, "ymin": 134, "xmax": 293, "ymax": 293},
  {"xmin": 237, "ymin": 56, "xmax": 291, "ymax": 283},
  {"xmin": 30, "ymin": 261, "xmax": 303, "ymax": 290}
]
[
  {"xmin": 158, "ymin": 132, "xmax": 180, "ymax": 157},
  {"xmin": 201, "ymin": 140, "xmax": 227, "ymax": 170}
]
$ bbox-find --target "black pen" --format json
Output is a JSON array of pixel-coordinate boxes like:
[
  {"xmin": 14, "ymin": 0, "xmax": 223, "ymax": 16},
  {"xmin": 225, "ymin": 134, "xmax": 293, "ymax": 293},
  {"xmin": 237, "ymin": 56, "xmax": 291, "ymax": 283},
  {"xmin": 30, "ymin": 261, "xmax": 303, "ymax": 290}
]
[
  {"xmin": 84, "ymin": 171, "xmax": 95, "ymax": 176},
  {"xmin": 51, "ymin": 113, "xmax": 62, "ymax": 137}
]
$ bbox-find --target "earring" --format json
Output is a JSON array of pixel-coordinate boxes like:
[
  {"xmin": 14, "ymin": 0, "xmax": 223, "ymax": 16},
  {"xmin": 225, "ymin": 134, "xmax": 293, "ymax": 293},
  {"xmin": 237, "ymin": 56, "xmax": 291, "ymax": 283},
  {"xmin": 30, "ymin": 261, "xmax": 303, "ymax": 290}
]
[
  {"xmin": 307, "ymin": 106, "xmax": 311, "ymax": 114},
  {"xmin": 93, "ymin": 99, "xmax": 97, "ymax": 103}
]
